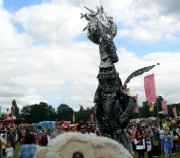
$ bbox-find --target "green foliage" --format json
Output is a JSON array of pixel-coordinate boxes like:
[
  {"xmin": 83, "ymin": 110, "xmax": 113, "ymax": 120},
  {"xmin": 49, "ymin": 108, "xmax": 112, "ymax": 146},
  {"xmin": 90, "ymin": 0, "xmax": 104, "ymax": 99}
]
[
  {"xmin": 153, "ymin": 96, "xmax": 163, "ymax": 118},
  {"xmin": 167, "ymin": 103, "xmax": 180, "ymax": 118},
  {"xmin": 20, "ymin": 102, "xmax": 93, "ymax": 123},
  {"xmin": 139, "ymin": 101, "xmax": 153, "ymax": 118},
  {"xmin": 12, "ymin": 99, "xmax": 20, "ymax": 117},
  {"xmin": 75, "ymin": 105, "xmax": 93, "ymax": 122},
  {"xmin": 21, "ymin": 102, "xmax": 56, "ymax": 123},
  {"xmin": 56, "ymin": 104, "xmax": 74, "ymax": 121},
  {"xmin": 132, "ymin": 96, "xmax": 180, "ymax": 119},
  {"xmin": 18, "ymin": 95, "xmax": 180, "ymax": 123}
]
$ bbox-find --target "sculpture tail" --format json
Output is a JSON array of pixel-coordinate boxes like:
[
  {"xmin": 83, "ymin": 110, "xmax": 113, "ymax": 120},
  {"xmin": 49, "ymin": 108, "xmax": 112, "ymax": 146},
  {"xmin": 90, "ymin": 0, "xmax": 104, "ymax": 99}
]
[{"xmin": 123, "ymin": 63, "xmax": 159, "ymax": 88}]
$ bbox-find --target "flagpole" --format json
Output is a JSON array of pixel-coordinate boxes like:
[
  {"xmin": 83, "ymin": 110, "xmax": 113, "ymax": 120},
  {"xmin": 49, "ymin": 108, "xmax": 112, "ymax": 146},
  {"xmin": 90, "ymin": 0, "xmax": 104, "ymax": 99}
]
[{"xmin": 156, "ymin": 101, "xmax": 159, "ymax": 119}]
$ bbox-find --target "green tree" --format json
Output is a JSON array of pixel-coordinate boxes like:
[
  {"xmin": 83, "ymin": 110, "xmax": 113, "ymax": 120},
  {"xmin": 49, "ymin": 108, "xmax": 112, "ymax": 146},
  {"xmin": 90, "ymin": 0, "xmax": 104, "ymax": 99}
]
[
  {"xmin": 75, "ymin": 105, "xmax": 92, "ymax": 122},
  {"xmin": 139, "ymin": 101, "xmax": 153, "ymax": 118},
  {"xmin": 56, "ymin": 104, "xmax": 74, "ymax": 121},
  {"xmin": 12, "ymin": 99, "xmax": 20, "ymax": 118},
  {"xmin": 153, "ymin": 96, "xmax": 164, "ymax": 118},
  {"xmin": 21, "ymin": 102, "xmax": 56, "ymax": 123},
  {"xmin": 167, "ymin": 103, "xmax": 180, "ymax": 118}
]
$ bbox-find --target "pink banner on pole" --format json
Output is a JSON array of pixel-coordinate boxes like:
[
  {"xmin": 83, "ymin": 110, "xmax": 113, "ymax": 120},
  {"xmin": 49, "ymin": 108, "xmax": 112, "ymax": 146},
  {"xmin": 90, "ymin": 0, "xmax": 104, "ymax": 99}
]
[
  {"xmin": 133, "ymin": 95, "xmax": 139, "ymax": 113},
  {"xmin": 161, "ymin": 100, "xmax": 168, "ymax": 114},
  {"xmin": 173, "ymin": 107, "xmax": 177, "ymax": 118},
  {"xmin": 144, "ymin": 74, "xmax": 156, "ymax": 103}
]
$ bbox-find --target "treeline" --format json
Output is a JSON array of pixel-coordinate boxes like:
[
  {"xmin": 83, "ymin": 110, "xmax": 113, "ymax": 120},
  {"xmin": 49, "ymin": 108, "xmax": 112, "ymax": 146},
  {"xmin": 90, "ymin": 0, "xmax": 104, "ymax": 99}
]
[
  {"xmin": 132, "ymin": 96, "xmax": 180, "ymax": 119},
  {"xmin": 2, "ymin": 96, "xmax": 180, "ymax": 123},
  {"xmin": 3, "ymin": 100, "xmax": 93, "ymax": 123}
]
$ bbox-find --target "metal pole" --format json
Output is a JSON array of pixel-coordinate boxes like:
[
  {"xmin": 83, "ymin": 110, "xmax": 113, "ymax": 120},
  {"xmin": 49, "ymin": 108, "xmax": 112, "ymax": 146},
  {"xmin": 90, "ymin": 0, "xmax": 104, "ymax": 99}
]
[{"xmin": 156, "ymin": 101, "xmax": 159, "ymax": 119}]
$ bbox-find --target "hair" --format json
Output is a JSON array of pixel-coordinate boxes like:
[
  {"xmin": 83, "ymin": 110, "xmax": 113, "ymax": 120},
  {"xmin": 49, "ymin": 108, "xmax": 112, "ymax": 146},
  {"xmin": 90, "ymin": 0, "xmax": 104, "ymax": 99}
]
[
  {"xmin": 56, "ymin": 121, "xmax": 63, "ymax": 126},
  {"xmin": 24, "ymin": 133, "xmax": 35, "ymax": 144}
]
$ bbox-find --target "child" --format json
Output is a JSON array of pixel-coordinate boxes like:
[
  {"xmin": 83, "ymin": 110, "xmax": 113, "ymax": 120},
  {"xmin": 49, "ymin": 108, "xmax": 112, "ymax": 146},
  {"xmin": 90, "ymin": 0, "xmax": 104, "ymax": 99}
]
[{"xmin": 5, "ymin": 141, "xmax": 14, "ymax": 158}]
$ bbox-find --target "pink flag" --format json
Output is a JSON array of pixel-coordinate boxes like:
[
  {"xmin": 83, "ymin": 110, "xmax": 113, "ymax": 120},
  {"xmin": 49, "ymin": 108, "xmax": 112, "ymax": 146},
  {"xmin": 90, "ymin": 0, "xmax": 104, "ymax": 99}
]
[
  {"xmin": 161, "ymin": 100, "xmax": 168, "ymax": 114},
  {"xmin": 144, "ymin": 74, "xmax": 156, "ymax": 103},
  {"xmin": 173, "ymin": 107, "xmax": 177, "ymax": 118},
  {"xmin": 133, "ymin": 95, "xmax": 139, "ymax": 113}
]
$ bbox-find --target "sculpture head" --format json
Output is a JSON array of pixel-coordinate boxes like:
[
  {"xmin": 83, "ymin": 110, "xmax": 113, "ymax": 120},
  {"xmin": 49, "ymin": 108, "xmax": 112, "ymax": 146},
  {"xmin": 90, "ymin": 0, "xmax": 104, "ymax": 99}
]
[{"xmin": 81, "ymin": 5, "xmax": 117, "ymax": 44}]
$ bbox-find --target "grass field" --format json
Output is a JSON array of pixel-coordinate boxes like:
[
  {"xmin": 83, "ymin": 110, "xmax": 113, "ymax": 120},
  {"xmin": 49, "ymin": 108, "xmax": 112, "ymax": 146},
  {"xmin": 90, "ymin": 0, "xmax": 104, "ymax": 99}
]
[
  {"xmin": 14, "ymin": 142, "xmax": 21, "ymax": 158},
  {"xmin": 133, "ymin": 151, "xmax": 180, "ymax": 158}
]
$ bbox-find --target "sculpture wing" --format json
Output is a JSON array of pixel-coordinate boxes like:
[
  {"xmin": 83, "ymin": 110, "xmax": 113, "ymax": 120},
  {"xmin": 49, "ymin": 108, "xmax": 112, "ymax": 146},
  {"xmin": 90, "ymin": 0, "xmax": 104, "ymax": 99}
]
[{"xmin": 123, "ymin": 64, "xmax": 157, "ymax": 88}]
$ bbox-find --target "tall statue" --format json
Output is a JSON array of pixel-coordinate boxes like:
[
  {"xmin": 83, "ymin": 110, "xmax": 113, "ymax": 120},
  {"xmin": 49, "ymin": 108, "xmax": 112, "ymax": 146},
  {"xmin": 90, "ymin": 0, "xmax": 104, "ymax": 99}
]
[{"xmin": 81, "ymin": 4, "xmax": 157, "ymax": 153}]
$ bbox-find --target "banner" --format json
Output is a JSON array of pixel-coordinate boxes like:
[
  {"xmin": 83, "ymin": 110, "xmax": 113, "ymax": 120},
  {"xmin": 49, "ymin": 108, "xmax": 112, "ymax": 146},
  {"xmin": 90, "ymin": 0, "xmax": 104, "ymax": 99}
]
[
  {"xmin": 133, "ymin": 95, "xmax": 139, "ymax": 113},
  {"xmin": 161, "ymin": 100, "xmax": 168, "ymax": 115},
  {"xmin": 173, "ymin": 107, "xmax": 177, "ymax": 118},
  {"xmin": 149, "ymin": 103, "xmax": 154, "ymax": 112},
  {"xmin": 144, "ymin": 74, "xmax": 156, "ymax": 103},
  {"xmin": 144, "ymin": 74, "xmax": 156, "ymax": 112}
]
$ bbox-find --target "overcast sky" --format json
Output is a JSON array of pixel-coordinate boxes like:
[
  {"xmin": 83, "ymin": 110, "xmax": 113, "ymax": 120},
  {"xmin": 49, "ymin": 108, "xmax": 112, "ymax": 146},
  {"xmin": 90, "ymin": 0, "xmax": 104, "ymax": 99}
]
[{"xmin": 0, "ymin": 0, "xmax": 180, "ymax": 112}]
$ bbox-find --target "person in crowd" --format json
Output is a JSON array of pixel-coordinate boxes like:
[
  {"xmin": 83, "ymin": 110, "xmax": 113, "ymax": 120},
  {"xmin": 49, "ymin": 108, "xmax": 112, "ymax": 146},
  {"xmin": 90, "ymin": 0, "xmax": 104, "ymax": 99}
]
[
  {"xmin": 0, "ymin": 133, "xmax": 7, "ymax": 157},
  {"xmin": 37, "ymin": 127, "xmax": 42, "ymax": 142},
  {"xmin": 161, "ymin": 130, "xmax": 173, "ymax": 158},
  {"xmin": 46, "ymin": 130, "xmax": 51, "ymax": 143},
  {"xmin": 5, "ymin": 141, "xmax": 14, "ymax": 158},
  {"xmin": 32, "ymin": 130, "xmax": 38, "ymax": 144},
  {"xmin": 18, "ymin": 133, "xmax": 38, "ymax": 158},
  {"xmin": 129, "ymin": 124, "xmax": 137, "ymax": 152},
  {"xmin": 158, "ymin": 124, "xmax": 164, "ymax": 140},
  {"xmin": 7, "ymin": 129, "xmax": 16, "ymax": 150},
  {"xmin": 76, "ymin": 118, "xmax": 86, "ymax": 134},
  {"xmin": 40, "ymin": 129, "xmax": 48, "ymax": 146},
  {"xmin": 169, "ymin": 126, "xmax": 175, "ymax": 154},
  {"xmin": 50, "ymin": 121, "xmax": 64, "ymax": 139},
  {"xmin": 146, "ymin": 137, "xmax": 152, "ymax": 158},
  {"xmin": 172, "ymin": 125, "xmax": 179, "ymax": 154},
  {"xmin": 134, "ymin": 130, "xmax": 145, "ymax": 158}
]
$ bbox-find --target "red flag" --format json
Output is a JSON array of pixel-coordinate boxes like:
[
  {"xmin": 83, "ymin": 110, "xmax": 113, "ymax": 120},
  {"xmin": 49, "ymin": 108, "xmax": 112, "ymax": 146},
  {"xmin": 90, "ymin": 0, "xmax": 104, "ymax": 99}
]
[
  {"xmin": 161, "ymin": 100, "xmax": 168, "ymax": 114},
  {"xmin": 133, "ymin": 95, "xmax": 139, "ymax": 113},
  {"xmin": 144, "ymin": 74, "xmax": 156, "ymax": 104},
  {"xmin": 173, "ymin": 107, "xmax": 177, "ymax": 118}
]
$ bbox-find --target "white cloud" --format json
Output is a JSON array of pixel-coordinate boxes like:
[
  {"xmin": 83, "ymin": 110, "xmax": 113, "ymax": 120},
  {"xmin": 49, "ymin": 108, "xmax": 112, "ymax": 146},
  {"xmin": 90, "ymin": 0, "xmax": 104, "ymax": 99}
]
[
  {"xmin": 138, "ymin": 0, "xmax": 180, "ymax": 16},
  {"xmin": 13, "ymin": 0, "xmax": 180, "ymax": 44},
  {"xmin": 15, "ymin": 1, "xmax": 86, "ymax": 44},
  {"xmin": 117, "ymin": 51, "xmax": 180, "ymax": 107},
  {"xmin": 0, "ymin": 5, "xmax": 33, "ymax": 51}
]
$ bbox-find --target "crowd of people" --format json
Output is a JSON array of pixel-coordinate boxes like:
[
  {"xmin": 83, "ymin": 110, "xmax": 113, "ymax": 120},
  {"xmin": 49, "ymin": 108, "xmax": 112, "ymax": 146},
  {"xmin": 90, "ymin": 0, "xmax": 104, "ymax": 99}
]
[
  {"xmin": 128, "ymin": 117, "xmax": 180, "ymax": 158},
  {"xmin": 0, "ymin": 117, "xmax": 180, "ymax": 158}
]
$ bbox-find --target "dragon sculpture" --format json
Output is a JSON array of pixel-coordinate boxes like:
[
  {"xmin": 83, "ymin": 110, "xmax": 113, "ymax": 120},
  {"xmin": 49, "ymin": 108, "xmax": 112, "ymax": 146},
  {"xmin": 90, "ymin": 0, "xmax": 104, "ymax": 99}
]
[{"xmin": 81, "ymin": 5, "xmax": 157, "ymax": 153}]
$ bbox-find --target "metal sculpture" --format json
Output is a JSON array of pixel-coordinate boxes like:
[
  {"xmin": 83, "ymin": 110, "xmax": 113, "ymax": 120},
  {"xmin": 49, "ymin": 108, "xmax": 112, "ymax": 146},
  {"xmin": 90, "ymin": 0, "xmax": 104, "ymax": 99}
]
[{"xmin": 81, "ymin": 5, "xmax": 157, "ymax": 153}]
